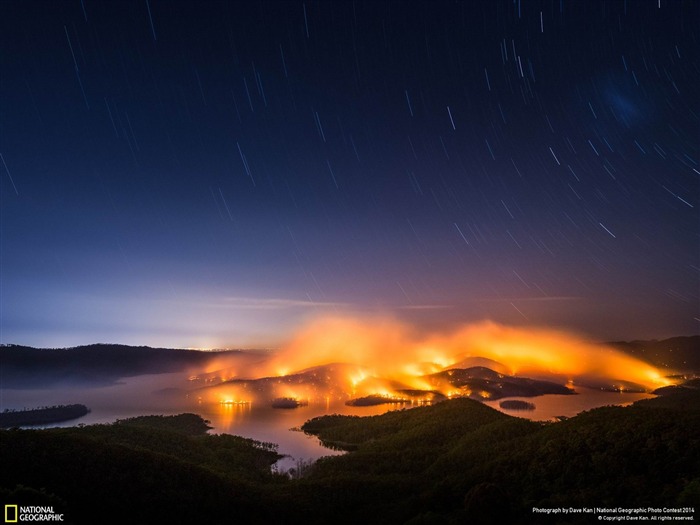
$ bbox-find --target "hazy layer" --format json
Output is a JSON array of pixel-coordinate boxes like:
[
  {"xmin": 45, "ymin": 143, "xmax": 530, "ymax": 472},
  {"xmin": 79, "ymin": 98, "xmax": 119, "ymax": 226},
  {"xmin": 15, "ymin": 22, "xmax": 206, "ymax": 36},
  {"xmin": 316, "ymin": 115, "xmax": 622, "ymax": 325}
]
[{"xmin": 198, "ymin": 317, "xmax": 670, "ymax": 405}]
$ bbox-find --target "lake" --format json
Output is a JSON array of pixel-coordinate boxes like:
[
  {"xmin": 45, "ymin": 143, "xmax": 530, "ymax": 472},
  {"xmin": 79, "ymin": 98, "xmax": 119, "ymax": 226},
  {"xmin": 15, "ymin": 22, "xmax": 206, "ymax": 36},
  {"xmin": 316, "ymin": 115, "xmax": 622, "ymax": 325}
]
[{"xmin": 0, "ymin": 372, "xmax": 655, "ymax": 471}]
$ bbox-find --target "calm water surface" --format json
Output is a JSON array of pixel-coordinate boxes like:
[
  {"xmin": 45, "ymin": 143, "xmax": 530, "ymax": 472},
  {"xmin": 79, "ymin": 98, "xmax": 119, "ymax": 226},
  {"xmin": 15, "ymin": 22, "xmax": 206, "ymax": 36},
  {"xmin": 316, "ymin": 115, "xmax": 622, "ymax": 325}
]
[
  {"xmin": 0, "ymin": 373, "xmax": 655, "ymax": 470},
  {"xmin": 483, "ymin": 387, "xmax": 654, "ymax": 420}
]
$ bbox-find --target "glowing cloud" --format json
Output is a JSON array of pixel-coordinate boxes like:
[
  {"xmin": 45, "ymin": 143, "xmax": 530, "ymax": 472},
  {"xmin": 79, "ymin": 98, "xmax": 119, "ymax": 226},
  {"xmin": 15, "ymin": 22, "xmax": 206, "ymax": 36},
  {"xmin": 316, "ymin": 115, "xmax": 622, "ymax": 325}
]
[
  {"xmin": 265, "ymin": 317, "xmax": 665, "ymax": 387},
  {"xmin": 198, "ymin": 316, "xmax": 671, "ymax": 405}
]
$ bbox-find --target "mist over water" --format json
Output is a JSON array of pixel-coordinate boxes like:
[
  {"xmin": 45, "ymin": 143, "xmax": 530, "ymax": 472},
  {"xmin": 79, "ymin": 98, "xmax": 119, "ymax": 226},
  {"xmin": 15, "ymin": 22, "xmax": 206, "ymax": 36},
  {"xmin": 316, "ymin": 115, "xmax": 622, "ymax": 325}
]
[
  {"xmin": 0, "ymin": 319, "xmax": 670, "ymax": 466},
  {"xmin": 0, "ymin": 374, "xmax": 381, "ymax": 467}
]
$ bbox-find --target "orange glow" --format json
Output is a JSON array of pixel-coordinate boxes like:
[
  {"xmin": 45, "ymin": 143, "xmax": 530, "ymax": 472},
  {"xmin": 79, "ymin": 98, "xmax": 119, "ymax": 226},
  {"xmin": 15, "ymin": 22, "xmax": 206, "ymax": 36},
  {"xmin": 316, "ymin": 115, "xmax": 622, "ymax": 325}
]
[
  {"xmin": 219, "ymin": 399, "xmax": 249, "ymax": 405},
  {"xmin": 216, "ymin": 398, "xmax": 252, "ymax": 428},
  {"xmin": 196, "ymin": 382, "xmax": 253, "ymax": 406},
  {"xmin": 200, "ymin": 316, "xmax": 673, "ymax": 405},
  {"xmin": 278, "ymin": 317, "xmax": 668, "ymax": 385}
]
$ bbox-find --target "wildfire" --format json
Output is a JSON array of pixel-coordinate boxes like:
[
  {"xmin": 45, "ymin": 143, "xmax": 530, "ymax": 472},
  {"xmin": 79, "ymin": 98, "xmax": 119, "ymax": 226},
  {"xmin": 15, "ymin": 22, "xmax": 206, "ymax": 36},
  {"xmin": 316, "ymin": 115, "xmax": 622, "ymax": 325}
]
[
  {"xmin": 219, "ymin": 399, "xmax": 249, "ymax": 405},
  {"xmin": 196, "ymin": 316, "xmax": 673, "ymax": 406}
]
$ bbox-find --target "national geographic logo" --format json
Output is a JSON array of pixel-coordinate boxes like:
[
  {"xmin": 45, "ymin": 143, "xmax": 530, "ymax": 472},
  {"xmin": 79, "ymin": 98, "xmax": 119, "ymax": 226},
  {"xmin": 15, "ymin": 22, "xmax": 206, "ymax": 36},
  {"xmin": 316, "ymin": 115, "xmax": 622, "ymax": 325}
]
[
  {"xmin": 4, "ymin": 506, "xmax": 17, "ymax": 523},
  {"xmin": 4, "ymin": 505, "xmax": 63, "ymax": 522}
]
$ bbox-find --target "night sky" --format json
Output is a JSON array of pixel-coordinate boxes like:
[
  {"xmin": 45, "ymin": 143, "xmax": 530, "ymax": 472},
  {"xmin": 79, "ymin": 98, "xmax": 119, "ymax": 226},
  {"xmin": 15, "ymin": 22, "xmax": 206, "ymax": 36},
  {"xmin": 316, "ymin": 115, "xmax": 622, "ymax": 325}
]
[{"xmin": 1, "ymin": 1, "xmax": 697, "ymax": 349}]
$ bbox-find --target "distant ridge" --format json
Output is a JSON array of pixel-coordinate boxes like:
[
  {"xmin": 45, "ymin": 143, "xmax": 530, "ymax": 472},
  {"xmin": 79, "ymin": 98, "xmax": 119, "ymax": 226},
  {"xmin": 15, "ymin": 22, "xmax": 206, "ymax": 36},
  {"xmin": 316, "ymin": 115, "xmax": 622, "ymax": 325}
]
[
  {"xmin": 0, "ymin": 344, "xmax": 247, "ymax": 388},
  {"xmin": 608, "ymin": 335, "xmax": 700, "ymax": 372}
]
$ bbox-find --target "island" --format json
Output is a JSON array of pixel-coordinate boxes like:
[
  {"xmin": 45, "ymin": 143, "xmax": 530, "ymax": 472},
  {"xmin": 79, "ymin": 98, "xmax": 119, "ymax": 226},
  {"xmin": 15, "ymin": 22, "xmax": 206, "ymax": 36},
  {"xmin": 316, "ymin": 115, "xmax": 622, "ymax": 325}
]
[
  {"xmin": 345, "ymin": 394, "xmax": 411, "ymax": 407},
  {"xmin": 271, "ymin": 397, "xmax": 308, "ymax": 409}
]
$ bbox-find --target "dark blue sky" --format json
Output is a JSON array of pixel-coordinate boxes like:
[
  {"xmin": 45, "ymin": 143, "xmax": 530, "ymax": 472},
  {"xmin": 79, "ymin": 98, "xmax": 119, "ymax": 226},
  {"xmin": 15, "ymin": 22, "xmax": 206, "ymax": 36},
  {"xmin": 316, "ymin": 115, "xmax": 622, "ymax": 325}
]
[{"xmin": 1, "ymin": 0, "xmax": 697, "ymax": 348}]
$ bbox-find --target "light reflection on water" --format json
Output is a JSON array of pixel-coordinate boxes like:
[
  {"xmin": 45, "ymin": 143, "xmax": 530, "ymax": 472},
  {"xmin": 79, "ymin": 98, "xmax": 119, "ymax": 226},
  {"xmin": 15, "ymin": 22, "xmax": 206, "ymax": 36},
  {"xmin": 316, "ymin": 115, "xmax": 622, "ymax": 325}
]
[
  {"xmin": 197, "ymin": 398, "xmax": 420, "ymax": 470},
  {"xmin": 0, "ymin": 373, "xmax": 656, "ymax": 471}
]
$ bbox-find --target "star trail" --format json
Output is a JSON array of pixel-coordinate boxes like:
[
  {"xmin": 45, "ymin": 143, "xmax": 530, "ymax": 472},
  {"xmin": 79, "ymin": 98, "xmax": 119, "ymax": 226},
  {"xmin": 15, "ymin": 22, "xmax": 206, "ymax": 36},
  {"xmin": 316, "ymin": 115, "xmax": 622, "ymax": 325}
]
[{"xmin": 0, "ymin": 1, "xmax": 697, "ymax": 348}]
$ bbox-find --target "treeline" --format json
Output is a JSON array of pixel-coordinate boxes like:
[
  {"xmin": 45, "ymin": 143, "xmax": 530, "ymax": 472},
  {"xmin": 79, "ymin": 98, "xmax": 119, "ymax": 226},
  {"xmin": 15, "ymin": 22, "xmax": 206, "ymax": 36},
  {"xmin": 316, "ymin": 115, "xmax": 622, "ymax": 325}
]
[
  {"xmin": 1, "ymin": 394, "xmax": 699, "ymax": 524},
  {"xmin": 0, "ymin": 413, "xmax": 285, "ymax": 524},
  {"xmin": 0, "ymin": 404, "xmax": 89, "ymax": 428}
]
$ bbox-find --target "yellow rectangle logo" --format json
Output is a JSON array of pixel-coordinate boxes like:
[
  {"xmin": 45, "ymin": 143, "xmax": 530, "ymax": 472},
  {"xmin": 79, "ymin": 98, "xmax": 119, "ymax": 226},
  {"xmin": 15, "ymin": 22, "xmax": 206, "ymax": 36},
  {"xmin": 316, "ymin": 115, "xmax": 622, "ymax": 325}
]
[{"xmin": 4, "ymin": 504, "xmax": 18, "ymax": 523}]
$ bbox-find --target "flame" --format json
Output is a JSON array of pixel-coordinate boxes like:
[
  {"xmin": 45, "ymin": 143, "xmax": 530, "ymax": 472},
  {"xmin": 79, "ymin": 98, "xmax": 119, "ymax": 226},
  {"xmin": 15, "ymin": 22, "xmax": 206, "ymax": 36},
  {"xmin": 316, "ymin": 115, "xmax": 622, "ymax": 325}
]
[
  {"xmin": 201, "ymin": 316, "xmax": 672, "ymax": 405},
  {"xmin": 275, "ymin": 317, "xmax": 668, "ymax": 385}
]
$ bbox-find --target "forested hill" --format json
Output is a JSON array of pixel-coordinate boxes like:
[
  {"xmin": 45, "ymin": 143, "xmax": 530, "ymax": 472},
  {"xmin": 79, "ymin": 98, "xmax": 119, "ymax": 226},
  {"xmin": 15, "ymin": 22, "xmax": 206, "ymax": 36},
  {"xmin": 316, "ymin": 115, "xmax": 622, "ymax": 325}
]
[
  {"xmin": 609, "ymin": 335, "xmax": 700, "ymax": 372},
  {"xmin": 0, "ymin": 344, "xmax": 246, "ymax": 387},
  {"xmin": 0, "ymin": 414, "xmax": 284, "ymax": 524},
  {"xmin": 1, "ymin": 391, "xmax": 698, "ymax": 524}
]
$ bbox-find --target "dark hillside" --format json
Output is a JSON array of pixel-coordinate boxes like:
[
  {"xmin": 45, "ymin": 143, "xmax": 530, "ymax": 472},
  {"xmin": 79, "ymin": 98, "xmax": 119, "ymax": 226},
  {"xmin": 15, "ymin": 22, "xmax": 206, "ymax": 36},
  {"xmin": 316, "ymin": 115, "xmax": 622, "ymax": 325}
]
[
  {"xmin": 296, "ymin": 391, "xmax": 700, "ymax": 524},
  {"xmin": 0, "ymin": 344, "xmax": 243, "ymax": 387},
  {"xmin": 0, "ymin": 414, "xmax": 284, "ymax": 524},
  {"xmin": 2, "ymin": 394, "xmax": 698, "ymax": 524},
  {"xmin": 609, "ymin": 335, "xmax": 700, "ymax": 372}
]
